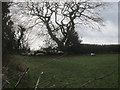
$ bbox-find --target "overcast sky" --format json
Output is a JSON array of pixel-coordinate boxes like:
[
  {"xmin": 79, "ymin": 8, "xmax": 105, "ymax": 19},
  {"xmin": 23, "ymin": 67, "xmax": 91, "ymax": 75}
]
[
  {"xmin": 10, "ymin": 1, "xmax": 119, "ymax": 50},
  {"xmin": 78, "ymin": 2, "xmax": 118, "ymax": 45}
]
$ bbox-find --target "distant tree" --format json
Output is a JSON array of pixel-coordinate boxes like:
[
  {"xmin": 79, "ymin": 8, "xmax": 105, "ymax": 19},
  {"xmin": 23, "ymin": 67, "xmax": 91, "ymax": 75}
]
[
  {"xmin": 2, "ymin": 2, "xmax": 29, "ymax": 56},
  {"xmin": 15, "ymin": 25, "xmax": 31, "ymax": 53},
  {"xmin": 2, "ymin": 2, "xmax": 16, "ymax": 55},
  {"xmin": 16, "ymin": 25, "xmax": 26, "ymax": 49},
  {"xmin": 2, "ymin": 2, "xmax": 18, "ymax": 64}
]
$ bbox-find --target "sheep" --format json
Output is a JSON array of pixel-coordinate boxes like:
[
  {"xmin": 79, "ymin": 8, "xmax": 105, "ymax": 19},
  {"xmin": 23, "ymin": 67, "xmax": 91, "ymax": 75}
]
[{"xmin": 90, "ymin": 53, "xmax": 96, "ymax": 56}]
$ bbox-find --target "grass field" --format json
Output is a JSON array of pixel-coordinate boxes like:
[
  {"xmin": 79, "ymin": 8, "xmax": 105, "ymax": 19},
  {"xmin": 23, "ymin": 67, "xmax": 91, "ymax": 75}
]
[{"xmin": 5, "ymin": 54, "xmax": 118, "ymax": 88}]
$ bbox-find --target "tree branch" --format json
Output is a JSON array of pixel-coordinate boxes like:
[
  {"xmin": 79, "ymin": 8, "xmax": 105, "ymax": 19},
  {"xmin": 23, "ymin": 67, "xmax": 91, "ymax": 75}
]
[
  {"xmin": 80, "ymin": 71, "xmax": 115, "ymax": 88},
  {"xmin": 34, "ymin": 72, "xmax": 44, "ymax": 90},
  {"xmin": 14, "ymin": 68, "xmax": 29, "ymax": 89}
]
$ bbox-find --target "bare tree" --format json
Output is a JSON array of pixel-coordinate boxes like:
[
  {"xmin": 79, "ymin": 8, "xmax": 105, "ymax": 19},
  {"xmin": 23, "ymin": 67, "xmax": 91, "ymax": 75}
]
[{"xmin": 13, "ymin": 1, "xmax": 105, "ymax": 53}]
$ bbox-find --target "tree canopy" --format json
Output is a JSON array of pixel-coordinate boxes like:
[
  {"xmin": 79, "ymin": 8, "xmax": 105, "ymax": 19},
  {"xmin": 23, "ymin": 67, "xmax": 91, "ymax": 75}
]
[
  {"xmin": 9, "ymin": 1, "xmax": 106, "ymax": 53},
  {"xmin": 2, "ymin": 2, "xmax": 16, "ymax": 54},
  {"xmin": 24, "ymin": 1, "xmax": 105, "ymax": 53},
  {"xmin": 2, "ymin": 2, "xmax": 30, "ymax": 56}
]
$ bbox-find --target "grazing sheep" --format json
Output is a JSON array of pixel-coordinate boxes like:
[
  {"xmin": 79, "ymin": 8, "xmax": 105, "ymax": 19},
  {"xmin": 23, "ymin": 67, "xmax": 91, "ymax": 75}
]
[
  {"xmin": 90, "ymin": 53, "xmax": 96, "ymax": 56},
  {"xmin": 36, "ymin": 53, "xmax": 44, "ymax": 56}
]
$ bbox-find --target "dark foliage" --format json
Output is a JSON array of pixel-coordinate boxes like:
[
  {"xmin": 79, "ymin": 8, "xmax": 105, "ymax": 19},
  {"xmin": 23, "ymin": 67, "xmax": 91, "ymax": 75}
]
[
  {"xmin": 77, "ymin": 44, "xmax": 119, "ymax": 54},
  {"xmin": 2, "ymin": 2, "xmax": 17, "ymax": 55},
  {"xmin": 2, "ymin": 2, "xmax": 18, "ymax": 64},
  {"xmin": 42, "ymin": 44, "xmax": 119, "ymax": 55}
]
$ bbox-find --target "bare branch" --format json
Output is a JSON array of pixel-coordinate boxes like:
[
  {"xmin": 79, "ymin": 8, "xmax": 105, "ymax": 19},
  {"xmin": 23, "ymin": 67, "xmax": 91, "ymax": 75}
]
[
  {"xmin": 80, "ymin": 71, "xmax": 115, "ymax": 88},
  {"xmin": 34, "ymin": 72, "xmax": 44, "ymax": 90},
  {"xmin": 14, "ymin": 68, "xmax": 29, "ymax": 88}
]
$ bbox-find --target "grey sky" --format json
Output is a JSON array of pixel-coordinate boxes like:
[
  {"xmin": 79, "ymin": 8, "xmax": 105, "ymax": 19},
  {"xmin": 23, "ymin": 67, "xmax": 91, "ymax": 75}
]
[{"xmin": 78, "ymin": 2, "xmax": 118, "ymax": 45}]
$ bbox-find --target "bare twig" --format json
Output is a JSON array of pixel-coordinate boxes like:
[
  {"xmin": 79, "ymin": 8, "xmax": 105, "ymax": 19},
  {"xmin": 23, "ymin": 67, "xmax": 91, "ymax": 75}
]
[
  {"xmin": 80, "ymin": 71, "xmax": 115, "ymax": 88},
  {"xmin": 61, "ymin": 71, "xmax": 115, "ymax": 88},
  {"xmin": 5, "ymin": 80, "xmax": 10, "ymax": 84},
  {"xmin": 14, "ymin": 68, "xmax": 29, "ymax": 89},
  {"xmin": 34, "ymin": 72, "xmax": 44, "ymax": 90}
]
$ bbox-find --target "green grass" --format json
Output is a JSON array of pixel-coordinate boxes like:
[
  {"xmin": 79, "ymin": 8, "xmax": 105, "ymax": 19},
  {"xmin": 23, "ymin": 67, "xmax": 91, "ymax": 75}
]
[{"xmin": 6, "ymin": 54, "xmax": 118, "ymax": 88}]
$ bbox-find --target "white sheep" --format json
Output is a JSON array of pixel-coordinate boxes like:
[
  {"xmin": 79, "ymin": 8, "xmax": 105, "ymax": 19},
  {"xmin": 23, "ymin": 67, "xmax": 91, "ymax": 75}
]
[{"xmin": 90, "ymin": 53, "xmax": 95, "ymax": 56}]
